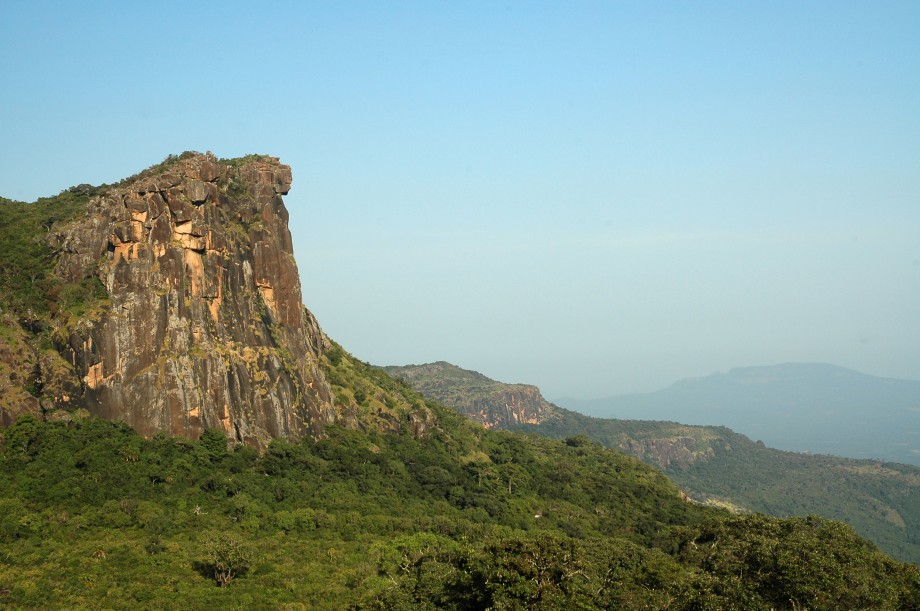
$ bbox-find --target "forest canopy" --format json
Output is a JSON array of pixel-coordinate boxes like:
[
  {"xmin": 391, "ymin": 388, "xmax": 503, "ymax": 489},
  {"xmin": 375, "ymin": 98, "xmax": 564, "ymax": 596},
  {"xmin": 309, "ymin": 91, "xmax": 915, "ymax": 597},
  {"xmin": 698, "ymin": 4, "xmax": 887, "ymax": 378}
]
[{"xmin": 1, "ymin": 409, "xmax": 918, "ymax": 609}]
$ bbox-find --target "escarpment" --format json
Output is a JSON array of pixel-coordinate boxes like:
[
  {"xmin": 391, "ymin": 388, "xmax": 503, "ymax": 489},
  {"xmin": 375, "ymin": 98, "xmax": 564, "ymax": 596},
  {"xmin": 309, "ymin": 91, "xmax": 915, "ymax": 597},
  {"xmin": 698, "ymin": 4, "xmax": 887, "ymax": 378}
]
[
  {"xmin": 44, "ymin": 153, "xmax": 335, "ymax": 446},
  {"xmin": 616, "ymin": 436, "xmax": 718, "ymax": 470}
]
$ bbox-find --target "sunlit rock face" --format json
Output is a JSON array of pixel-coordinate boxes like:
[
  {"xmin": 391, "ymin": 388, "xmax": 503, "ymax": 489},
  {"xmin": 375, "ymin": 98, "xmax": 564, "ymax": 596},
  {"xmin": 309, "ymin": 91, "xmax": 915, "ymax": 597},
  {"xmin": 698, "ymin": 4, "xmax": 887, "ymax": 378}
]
[
  {"xmin": 51, "ymin": 153, "xmax": 334, "ymax": 446},
  {"xmin": 463, "ymin": 385, "xmax": 553, "ymax": 429}
]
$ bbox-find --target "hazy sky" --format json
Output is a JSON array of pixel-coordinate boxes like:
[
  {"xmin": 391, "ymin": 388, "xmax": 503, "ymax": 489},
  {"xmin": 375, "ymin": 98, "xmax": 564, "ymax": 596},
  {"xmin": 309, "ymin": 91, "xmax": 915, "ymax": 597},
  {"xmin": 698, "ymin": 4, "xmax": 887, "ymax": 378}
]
[{"xmin": 2, "ymin": 2, "xmax": 918, "ymax": 398}]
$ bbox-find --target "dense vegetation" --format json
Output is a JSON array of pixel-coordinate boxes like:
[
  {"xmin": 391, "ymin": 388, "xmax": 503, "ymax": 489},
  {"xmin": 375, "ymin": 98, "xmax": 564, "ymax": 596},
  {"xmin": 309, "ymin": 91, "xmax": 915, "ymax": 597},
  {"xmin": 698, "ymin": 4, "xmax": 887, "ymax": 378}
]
[
  {"xmin": 519, "ymin": 408, "xmax": 920, "ymax": 565},
  {"xmin": 384, "ymin": 361, "xmax": 920, "ymax": 565},
  {"xmin": 1, "ymin": 403, "xmax": 919, "ymax": 607},
  {"xmin": 0, "ymin": 187, "xmax": 105, "ymax": 323}
]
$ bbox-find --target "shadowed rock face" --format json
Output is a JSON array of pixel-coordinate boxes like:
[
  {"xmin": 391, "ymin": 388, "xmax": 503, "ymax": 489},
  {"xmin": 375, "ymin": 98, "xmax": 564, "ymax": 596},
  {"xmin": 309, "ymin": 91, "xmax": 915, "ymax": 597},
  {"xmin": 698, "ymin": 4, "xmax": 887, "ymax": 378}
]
[
  {"xmin": 617, "ymin": 436, "xmax": 717, "ymax": 470},
  {"xmin": 49, "ymin": 153, "xmax": 334, "ymax": 446}
]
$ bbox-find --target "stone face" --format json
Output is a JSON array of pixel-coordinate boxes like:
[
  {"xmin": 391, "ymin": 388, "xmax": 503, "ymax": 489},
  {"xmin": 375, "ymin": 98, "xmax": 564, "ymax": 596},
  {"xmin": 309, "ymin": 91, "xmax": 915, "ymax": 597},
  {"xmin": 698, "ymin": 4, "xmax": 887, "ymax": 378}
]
[
  {"xmin": 617, "ymin": 437, "xmax": 717, "ymax": 470},
  {"xmin": 185, "ymin": 179, "xmax": 209, "ymax": 204},
  {"xmin": 48, "ymin": 153, "xmax": 335, "ymax": 446}
]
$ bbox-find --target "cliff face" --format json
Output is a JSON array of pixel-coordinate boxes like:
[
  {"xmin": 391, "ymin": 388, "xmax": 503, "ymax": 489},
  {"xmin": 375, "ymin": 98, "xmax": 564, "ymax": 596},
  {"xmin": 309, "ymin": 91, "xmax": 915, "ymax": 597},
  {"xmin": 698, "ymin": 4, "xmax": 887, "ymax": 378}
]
[
  {"xmin": 45, "ymin": 153, "xmax": 334, "ymax": 446},
  {"xmin": 616, "ymin": 436, "xmax": 718, "ymax": 470},
  {"xmin": 383, "ymin": 361, "xmax": 554, "ymax": 429},
  {"xmin": 462, "ymin": 385, "xmax": 551, "ymax": 428}
]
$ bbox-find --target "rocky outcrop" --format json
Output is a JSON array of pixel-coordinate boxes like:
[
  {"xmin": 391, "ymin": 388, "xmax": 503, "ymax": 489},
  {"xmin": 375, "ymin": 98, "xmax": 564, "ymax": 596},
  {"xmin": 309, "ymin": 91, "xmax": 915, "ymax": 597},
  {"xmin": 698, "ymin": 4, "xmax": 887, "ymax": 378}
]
[
  {"xmin": 46, "ymin": 153, "xmax": 334, "ymax": 446},
  {"xmin": 383, "ymin": 361, "xmax": 554, "ymax": 429},
  {"xmin": 1, "ymin": 312, "xmax": 84, "ymax": 427},
  {"xmin": 617, "ymin": 436, "xmax": 717, "ymax": 470},
  {"xmin": 462, "ymin": 385, "xmax": 552, "ymax": 428}
]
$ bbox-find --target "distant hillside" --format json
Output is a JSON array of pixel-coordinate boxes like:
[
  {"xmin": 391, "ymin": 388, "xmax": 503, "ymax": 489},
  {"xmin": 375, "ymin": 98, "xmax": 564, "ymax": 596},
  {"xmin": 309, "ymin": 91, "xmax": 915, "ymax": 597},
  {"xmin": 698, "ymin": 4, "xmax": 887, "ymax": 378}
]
[
  {"xmin": 523, "ymin": 408, "xmax": 920, "ymax": 565},
  {"xmin": 559, "ymin": 363, "xmax": 920, "ymax": 465},
  {"xmin": 383, "ymin": 361, "xmax": 554, "ymax": 428},
  {"xmin": 388, "ymin": 360, "xmax": 920, "ymax": 564}
]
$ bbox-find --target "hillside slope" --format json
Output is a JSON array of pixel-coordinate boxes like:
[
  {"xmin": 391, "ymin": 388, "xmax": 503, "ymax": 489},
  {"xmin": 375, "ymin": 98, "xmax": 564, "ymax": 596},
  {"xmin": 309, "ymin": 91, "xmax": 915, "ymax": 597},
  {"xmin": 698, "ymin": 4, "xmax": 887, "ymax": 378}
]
[
  {"xmin": 389, "ymin": 361, "xmax": 920, "ymax": 564},
  {"xmin": 526, "ymin": 409, "xmax": 920, "ymax": 565}
]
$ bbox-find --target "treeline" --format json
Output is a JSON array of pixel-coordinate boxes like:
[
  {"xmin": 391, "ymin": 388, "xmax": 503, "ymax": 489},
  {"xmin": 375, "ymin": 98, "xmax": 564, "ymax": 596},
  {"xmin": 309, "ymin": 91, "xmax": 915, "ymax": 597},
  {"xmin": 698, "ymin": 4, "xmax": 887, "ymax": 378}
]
[{"xmin": 1, "ymin": 412, "xmax": 918, "ymax": 609}]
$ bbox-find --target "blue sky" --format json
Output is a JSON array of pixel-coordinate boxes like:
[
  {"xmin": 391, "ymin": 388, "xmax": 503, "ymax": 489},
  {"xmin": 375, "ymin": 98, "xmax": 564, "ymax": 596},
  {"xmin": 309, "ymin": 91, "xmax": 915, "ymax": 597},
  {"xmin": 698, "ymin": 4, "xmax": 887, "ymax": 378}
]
[{"xmin": 2, "ymin": 1, "xmax": 918, "ymax": 397}]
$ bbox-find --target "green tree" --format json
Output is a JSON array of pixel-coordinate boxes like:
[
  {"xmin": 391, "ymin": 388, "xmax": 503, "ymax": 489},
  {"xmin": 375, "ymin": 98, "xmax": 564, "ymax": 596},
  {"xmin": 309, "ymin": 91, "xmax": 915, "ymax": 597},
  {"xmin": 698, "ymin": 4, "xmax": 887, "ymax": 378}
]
[
  {"xmin": 199, "ymin": 428, "xmax": 228, "ymax": 463},
  {"xmin": 203, "ymin": 534, "xmax": 251, "ymax": 587}
]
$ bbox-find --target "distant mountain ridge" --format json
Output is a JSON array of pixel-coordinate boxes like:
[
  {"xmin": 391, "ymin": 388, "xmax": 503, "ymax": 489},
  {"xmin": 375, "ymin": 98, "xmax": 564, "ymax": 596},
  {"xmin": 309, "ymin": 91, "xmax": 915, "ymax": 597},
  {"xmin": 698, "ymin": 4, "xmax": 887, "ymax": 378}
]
[{"xmin": 559, "ymin": 363, "xmax": 920, "ymax": 465}]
